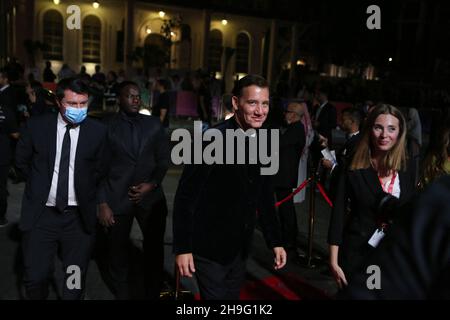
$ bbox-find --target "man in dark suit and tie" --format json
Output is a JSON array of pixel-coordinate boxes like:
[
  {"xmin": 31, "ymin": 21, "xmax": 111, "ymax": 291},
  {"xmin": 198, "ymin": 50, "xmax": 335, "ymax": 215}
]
[
  {"xmin": 15, "ymin": 77, "xmax": 108, "ymax": 299},
  {"xmin": 0, "ymin": 68, "xmax": 17, "ymax": 116},
  {"xmin": 311, "ymin": 90, "xmax": 337, "ymax": 182},
  {"xmin": 97, "ymin": 81, "xmax": 170, "ymax": 300},
  {"xmin": 273, "ymin": 100, "xmax": 306, "ymax": 253},
  {"xmin": 313, "ymin": 90, "xmax": 337, "ymax": 147},
  {"xmin": 321, "ymin": 107, "xmax": 361, "ymax": 200},
  {"xmin": 0, "ymin": 103, "xmax": 19, "ymax": 227}
]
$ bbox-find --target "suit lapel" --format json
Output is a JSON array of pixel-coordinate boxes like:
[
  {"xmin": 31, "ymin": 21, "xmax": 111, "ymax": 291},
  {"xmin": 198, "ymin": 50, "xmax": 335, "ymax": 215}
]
[
  {"xmin": 112, "ymin": 114, "xmax": 137, "ymax": 160},
  {"xmin": 360, "ymin": 167, "xmax": 382, "ymax": 197},
  {"xmin": 398, "ymin": 169, "xmax": 409, "ymax": 201},
  {"xmin": 75, "ymin": 119, "xmax": 89, "ymax": 170},
  {"xmin": 137, "ymin": 116, "xmax": 150, "ymax": 156},
  {"xmin": 47, "ymin": 114, "xmax": 58, "ymax": 181}
]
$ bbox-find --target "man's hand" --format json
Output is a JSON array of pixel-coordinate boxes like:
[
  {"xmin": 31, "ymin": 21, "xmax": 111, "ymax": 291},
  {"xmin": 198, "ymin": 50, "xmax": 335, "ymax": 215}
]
[
  {"xmin": 322, "ymin": 158, "xmax": 334, "ymax": 170},
  {"xmin": 273, "ymin": 247, "xmax": 287, "ymax": 270},
  {"xmin": 128, "ymin": 182, "xmax": 157, "ymax": 203},
  {"xmin": 319, "ymin": 134, "xmax": 328, "ymax": 148},
  {"xmin": 176, "ymin": 253, "xmax": 196, "ymax": 278},
  {"xmin": 98, "ymin": 203, "xmax": 115, "ymax": 227}
]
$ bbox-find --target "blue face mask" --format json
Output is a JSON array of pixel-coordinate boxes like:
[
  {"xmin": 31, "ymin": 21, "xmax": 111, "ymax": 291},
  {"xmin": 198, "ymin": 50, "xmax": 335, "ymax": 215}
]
[{"xmin": 64, "ymin": 106, "xmax": 88, "ymax": 124}]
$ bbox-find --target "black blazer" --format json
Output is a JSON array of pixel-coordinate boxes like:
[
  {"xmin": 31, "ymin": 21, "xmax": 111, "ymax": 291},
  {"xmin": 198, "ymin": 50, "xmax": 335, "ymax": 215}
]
[
  {"xmin": 173, "ymin": 118, "xmax": 283, "ymax": 265},
  {"xmin": 273, "ymin": 121, "xmax": 306, "ymax": 188},
  {"xmin": 0, "ymin": 105, "xmax": 18, "ymax": 166},
  {"xmin": 0, "ymin": 86, "xmax": 17, "ymax": 114},
  {"xmin": 342, "ymin": 176, "xmax": 450, "ymax": 299},
  {"xmin": 101, "ymin": 113, "xmax": 170, "ymax": 214},
  {"xmin": 315, "ymin": 102, "xmax": 337, "ymax": 145},
  {"xmin": 328, "ymin": 163, "xmax": 416, "ymax": 275},
  {"xmin": 15, "ymin": 113, "xmax": 108, "ymax": 234}
]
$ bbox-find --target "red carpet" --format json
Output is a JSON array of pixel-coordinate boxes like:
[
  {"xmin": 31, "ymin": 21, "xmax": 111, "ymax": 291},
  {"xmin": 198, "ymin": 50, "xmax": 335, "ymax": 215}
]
[{"xmin": 193, "ymin": 273, "xmax": 331, "ymax": 300}]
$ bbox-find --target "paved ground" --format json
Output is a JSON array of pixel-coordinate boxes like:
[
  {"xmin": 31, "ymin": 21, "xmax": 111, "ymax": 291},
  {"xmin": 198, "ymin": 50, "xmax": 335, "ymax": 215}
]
[
  {"xmin": 0, "ymin": 118, "xmax": 340, "ymax": 300},
  {"xmin": 0, "ymin": 164, "xmax": 338, "ymax": 300}
]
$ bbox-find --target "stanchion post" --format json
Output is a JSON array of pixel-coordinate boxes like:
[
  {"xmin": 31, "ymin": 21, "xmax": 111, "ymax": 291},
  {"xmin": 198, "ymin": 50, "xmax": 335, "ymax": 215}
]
[
  {"xmin": 306, "ymin": 169, "xmax": 316, "ymax": 267},
  {"xmin": 174, "ymin": 265, "xmax": 180, "ymax": 300}
]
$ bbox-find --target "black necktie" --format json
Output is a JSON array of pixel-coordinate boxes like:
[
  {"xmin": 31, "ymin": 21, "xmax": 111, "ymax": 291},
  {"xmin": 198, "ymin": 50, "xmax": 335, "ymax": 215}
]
[
  {"xmin": 55, "ymin": 125, "xmax": 71, "ymax": 212},
  {"xmin": 129, "ymin": 120, "xmax": 140, "ymax": 157}
]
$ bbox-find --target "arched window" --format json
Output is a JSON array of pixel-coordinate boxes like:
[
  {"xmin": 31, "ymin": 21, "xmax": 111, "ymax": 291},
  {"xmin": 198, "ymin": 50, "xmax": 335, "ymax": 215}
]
[
  {"xmin": 235, "ymin": 33, "xmax": 250, "ymax": 73},
  {"xmin": 208, "ymin": 29, "xmax": 223, "ymax": 72},
  {"xmin": 143, "ymin": 33, "xmax": 169, "ymax": 68},
  {"xmin": 43, "ymin": 10, "xmax": 63, "ymax": 60},
  {"xmin": 83, "ymin": 15, "xmax": 101, "ymax": 63},
  {"xmin": 180, "ymin": 24, "xmax": 191, "ymax": 41}
]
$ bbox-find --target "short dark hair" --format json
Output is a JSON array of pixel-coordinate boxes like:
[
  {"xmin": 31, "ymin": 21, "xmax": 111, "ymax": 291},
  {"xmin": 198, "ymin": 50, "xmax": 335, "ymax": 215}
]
[
  {"xmin": 232, "ymin": 74, "xmax": 269, "ymax": 97},
  {"xmin": 156, "ymin": 78, "xmax": 170, "ymax": 91},
  {"xmin": 288, "ymin": 99, "xmax": 306, "ymax": 105},
  {"xmin": 29, "ymin": 80, "xmax": 43, "ymax": 92},
  {"xmin": 117, "ymin": 80, "xmax": 139, "ymax": 96},
  {"xmin": 56, "ymin": 77, "xmax": 90, "ymax": 100},
  {"xmin": 341, "ymin": 107, "xmax": 362, "ymax": 126},
  {"xmin": 0, "ymin": 68, "xmax": 10, "ymax": 80},
  {"xmin": 221, "ymin": 94, "xmax": 233, "ymax": 112}
]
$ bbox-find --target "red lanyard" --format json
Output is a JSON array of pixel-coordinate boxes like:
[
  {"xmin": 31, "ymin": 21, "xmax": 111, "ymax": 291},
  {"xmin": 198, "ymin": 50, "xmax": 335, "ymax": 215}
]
[{"xmin": 378, "ymin": 172, "xmax": 397, "ymax": 195}]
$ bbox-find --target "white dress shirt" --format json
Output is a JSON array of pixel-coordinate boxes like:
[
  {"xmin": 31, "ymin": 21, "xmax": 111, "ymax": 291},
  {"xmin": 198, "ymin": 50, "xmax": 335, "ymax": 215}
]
[
  {"xmin": 315, "ymin": 100, "xmax": 328, "ymax": 120},
  {"xmin": 46, "ymin": 113, "xmax": 80, "ymax": 206}
]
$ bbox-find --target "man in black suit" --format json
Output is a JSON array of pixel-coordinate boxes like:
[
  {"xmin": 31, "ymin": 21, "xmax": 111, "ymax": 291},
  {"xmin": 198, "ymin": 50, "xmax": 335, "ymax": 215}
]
[
  {"xmin": 98, "ymin": 81, "xmax": 169, "ymax": 300},
  {"xmin": 273, "ymin": 100, "xmax": 306, "ymax": 253},
  {"xmin": 15, "ymin": 77, "xmax": 108, "ymax": 299},
  {"xmin": 313, "ymin": 91, "xmax": 337, "ymax": 148},
  {"xmin": 321, "ymin": 107, "xmax": 361, "ymax": 200},
  {"xmin": 173, "ymin": 75, "xmax": 287, "ymax": 300},
  {"xmin": 0, "ymin": 103, "xmax": 19, "ymax": 226},
  {"xmin": 0, "ymin": 68, "xmax": 18, "ymax": 123},
  {"xmin": 311, "ymin": 90, "xmax": 337, "ymax": 183}
]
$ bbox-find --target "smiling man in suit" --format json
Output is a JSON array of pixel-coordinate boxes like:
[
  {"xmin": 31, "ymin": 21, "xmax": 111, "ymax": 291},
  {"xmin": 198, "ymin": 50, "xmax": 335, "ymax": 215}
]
[
  {"xmin": 98, "ymin": 81, "xmax": 170, "ymax": 300},
  {"xmin": 173, "ymin": 75, "xmax": 286, "ymax": 300},
  {"xmin": 15, "ymin": 77, "xmax": 108, "ymax": 300}
]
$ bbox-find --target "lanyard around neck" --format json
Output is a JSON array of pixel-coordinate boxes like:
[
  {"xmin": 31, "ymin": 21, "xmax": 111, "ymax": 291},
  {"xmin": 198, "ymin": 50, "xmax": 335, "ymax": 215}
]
[{"xmin": 378, "ymin": 172, "xmax": 397, "ymax": 194}]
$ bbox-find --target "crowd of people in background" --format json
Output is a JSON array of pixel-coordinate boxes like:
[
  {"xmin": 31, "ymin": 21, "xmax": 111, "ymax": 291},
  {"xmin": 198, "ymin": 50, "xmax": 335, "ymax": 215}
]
[{"xmin": 1, "ymin": 56, "xmax": 450, "ymax": 300}]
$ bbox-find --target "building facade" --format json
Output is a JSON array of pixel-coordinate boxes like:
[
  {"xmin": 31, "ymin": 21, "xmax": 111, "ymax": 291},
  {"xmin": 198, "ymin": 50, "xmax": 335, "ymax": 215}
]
[{"xmin": 1, "ymin": 0, "xmax": 301, "ymax": 91}]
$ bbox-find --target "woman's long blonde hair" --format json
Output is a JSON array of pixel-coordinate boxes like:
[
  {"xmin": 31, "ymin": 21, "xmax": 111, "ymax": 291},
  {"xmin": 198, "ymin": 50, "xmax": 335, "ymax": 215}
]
[{"xmin": 350, "ymin": 104, "xmax": 407, "ymax": 174}]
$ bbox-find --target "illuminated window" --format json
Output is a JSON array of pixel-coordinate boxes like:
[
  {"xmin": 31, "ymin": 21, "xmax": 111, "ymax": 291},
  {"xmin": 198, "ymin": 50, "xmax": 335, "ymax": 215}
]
[
  {"xmin": 83, "ymin": 15, "xmax": 101, "ymax": 63},
  {"xmin": 43, "ymin": 10, "xmax": 63, "ymax": 60}
]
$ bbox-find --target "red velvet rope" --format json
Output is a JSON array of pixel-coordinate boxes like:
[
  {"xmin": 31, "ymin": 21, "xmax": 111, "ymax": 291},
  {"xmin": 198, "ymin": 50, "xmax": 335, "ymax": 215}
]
[
  {"xmin": 316, "ymin": 182, "xmax": 333, "ymax": 208},
  {"xmin": 275, "ymin": 178, "xmax": 311, "ymax": 207},
  {"xmin": 275, "ymin": 178, "xmax": 334, "ymax": 208}
]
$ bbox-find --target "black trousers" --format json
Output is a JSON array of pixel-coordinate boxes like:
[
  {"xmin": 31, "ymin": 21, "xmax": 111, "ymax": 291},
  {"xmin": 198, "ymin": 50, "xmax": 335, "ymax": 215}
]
[
  {"xmin": 106, "ymin": 197, "xmax": 167, "ymax": 300},
  {"xmin": 194, "ymin": 253, "xmax": 246, "ymax": 300},
  {"xmin": 22, "ymin": 206, "xmax": 94, "ymax": 300},
  {"xmin": 0, "ymin": 165, "xmax": 8, "ymax": 219},
  {"xmin": 275, "ymin": 188, "xmax": 298, "ymax": 249}
]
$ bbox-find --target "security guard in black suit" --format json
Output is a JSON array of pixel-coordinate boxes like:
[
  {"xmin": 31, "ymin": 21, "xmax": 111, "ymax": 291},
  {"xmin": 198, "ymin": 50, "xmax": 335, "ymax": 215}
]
[{"xmin": 0, "ymin": 104, "xmax": 19, "ymax": 226}]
